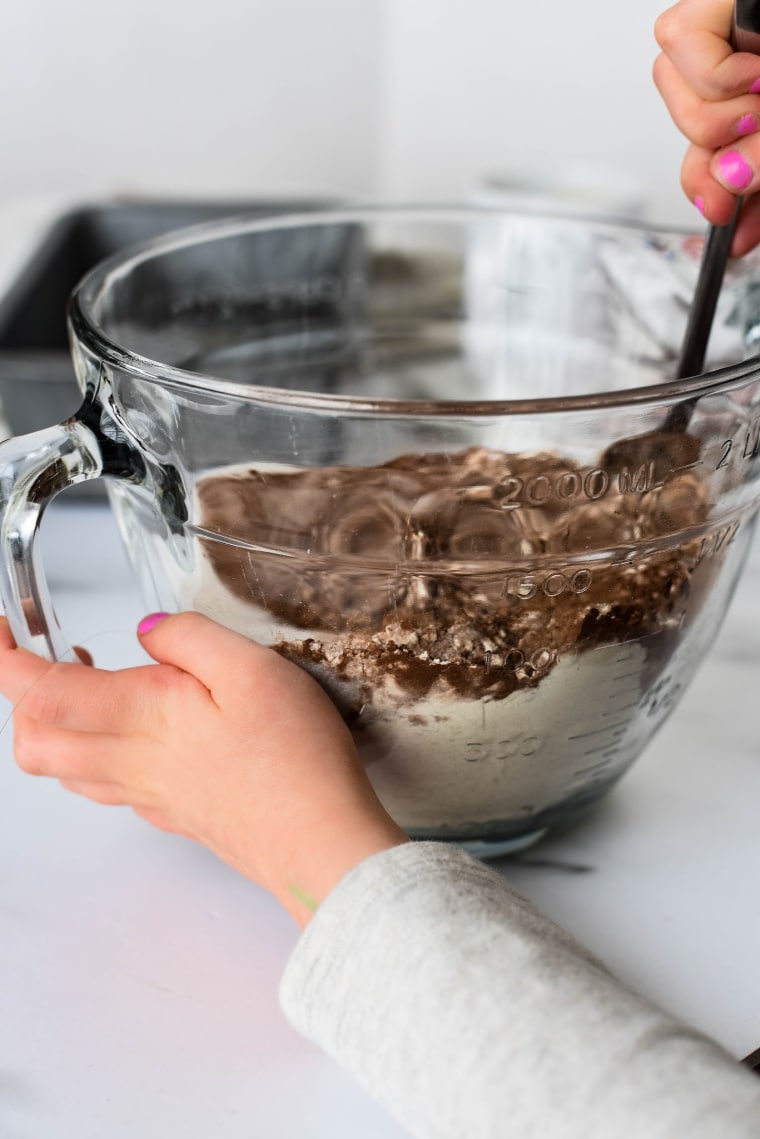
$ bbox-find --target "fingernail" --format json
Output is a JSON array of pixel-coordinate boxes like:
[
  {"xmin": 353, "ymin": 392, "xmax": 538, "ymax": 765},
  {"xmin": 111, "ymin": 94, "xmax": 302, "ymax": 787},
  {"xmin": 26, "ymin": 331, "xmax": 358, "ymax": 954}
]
[
  {"xmin": 737, "ymin": 114, "xmax": 758, "ymax": 136},
  {"xmin": 694, "ymin": 196, "xmax": 705, "ymax": 216},
  {"xmin": 138, "ymin": 612, "xmax": 170, "ymax": 635},
  {"xmin": 751, "ymin": 78, "xmax": 760, "ymax": 94},
  {"xmin": 717, "ymin": 150, "xmax": 753, "ymax": 191}
]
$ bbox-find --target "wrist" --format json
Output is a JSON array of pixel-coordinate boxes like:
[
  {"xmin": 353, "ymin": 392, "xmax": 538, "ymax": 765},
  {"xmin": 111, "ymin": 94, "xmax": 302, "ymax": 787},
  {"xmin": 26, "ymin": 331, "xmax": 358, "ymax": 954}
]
[{"xmin": 279, "ymin": 807, "xmax": 409, "ymax": 930}]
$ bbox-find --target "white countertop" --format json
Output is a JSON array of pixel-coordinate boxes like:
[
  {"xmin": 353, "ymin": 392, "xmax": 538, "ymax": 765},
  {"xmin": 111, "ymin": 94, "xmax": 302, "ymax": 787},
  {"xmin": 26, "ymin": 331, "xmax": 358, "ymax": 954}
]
[{"xmin": 1, "ymin": 201, "xmax": 759, "ymax": 1137}]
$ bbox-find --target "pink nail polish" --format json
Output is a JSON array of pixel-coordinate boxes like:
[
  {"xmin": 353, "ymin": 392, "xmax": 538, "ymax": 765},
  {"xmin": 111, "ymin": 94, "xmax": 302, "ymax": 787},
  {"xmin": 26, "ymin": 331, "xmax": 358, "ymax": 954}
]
[
  {"xmin": 718, "ymin": 150, "xmax": 753, "ymax": 191},
  {"xmin": 138, "ymin": 612, "xmax": 170, "ymax": 635},
  {"xmin": 738, "ymin": 114, "xmax": 757, "ymax": 136},
  {"xmin": 694, "ymin": 196, "xmax": 705, "ymax": 216},
  {"xmin": 751, "ymin": 78, "xmax": 760, "ymax": 93}
]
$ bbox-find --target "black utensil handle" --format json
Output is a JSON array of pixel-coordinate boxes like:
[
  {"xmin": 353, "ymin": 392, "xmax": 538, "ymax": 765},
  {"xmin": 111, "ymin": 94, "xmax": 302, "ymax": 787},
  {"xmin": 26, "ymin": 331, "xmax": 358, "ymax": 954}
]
[
  {"xmin": 733, "ymin": 0, "xmax": 760, "ymax": 53},
  {"xmin": 674, "ymin": 197, "xmax": 742, "ymax": 383},
  {"xmin": 742, "ymin": 1044, "xmax": 760, "ymax": 1074}
]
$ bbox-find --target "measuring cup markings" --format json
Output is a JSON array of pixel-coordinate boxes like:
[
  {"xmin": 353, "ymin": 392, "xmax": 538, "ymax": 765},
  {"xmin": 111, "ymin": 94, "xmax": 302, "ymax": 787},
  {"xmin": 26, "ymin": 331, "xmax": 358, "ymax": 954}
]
[
  {"xmin": 601, "ymin": 517, "xmax": 741, "ymax": 573},
  {"xmin": 572, "ymin": 757, "xmax": 620, "ymax": 776},
  {"xmin": 642, "ymin": 674, "xmax": 684, "ymax": 719},
  {"xmin": 561, "ymin": 647, "xmax": 645, "ymax": 780},
  {"xmin": 691, "ymin": 519, "xmax": 741, "ymax": 566},
  {"xmin": 670, "ymin": 460, "xmax": 704, "ymax": 475},
  {"xmin": 463, "ymin": 736, "xmax": 542, "ymax": 764},
  {"xmin": 498, "ymin": 468, "xmax": 610, "ymax": 507},
  {"xmin": 496, "ymin": 464, "xmax": 666, "ymax": 509},
  {"xmin": 576, "ymin": 742, "xmax": 623, "ymax": 759},
  {"xmin": 601, "ymin": 700, "xmax": 640, "ymax": 716},
  {"xmin": 743, "ymin": 421, "xmax": 760, "ymax": 458},
  {"xmin": 606, "ymin": 668, "xmax": 646, "ymax": 683},
  {"xmin": 715, "ymin": 416, "xmax": 760, "ymax": 471},
  {"xmin": 501, "ymin": 567, "xmax": 593, "ymax": 600},
  {"xmin": 496, "ymin": 454, "xmax": 716, "ymax": 513},
  {"xmin": 616, "ymin": 461, "xmax": 666, "ymax": 497},
  {"xmin": 572, "ymin": 739, "xmax": 631, "ymax": 772},
  {"xmin": 567, "ymin": 722, "xmax": 629, "ymax": 742}
]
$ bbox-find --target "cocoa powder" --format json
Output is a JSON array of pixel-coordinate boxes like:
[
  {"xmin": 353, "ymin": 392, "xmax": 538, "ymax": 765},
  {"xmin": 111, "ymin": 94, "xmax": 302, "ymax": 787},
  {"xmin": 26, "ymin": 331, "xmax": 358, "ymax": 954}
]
[{"xmin": 196, "ymin": 439, "xmax": 711, "ymax": 704}]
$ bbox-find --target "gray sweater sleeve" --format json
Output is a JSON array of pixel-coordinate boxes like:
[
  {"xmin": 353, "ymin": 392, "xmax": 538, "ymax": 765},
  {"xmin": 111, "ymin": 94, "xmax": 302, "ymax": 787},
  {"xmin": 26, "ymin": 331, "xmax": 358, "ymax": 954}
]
[{"xmin": 279, "ymin": 842, "xmax": 760, "ymax": 1139}]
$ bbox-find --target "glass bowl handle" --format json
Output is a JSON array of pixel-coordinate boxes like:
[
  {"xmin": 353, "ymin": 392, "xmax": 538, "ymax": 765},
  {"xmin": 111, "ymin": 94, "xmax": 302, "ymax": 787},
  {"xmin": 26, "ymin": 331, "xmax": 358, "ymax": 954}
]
[{"xmin": 0, "ymin": 404, "xmax": 135, "ymax": 660}]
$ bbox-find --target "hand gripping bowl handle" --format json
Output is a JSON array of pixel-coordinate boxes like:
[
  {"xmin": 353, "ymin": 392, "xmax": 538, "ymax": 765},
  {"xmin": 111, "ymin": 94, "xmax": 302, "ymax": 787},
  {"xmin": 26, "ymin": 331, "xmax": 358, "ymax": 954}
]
[{"xmin": 0, "ymin": 393, "xmax": 148, "ymax": 660}]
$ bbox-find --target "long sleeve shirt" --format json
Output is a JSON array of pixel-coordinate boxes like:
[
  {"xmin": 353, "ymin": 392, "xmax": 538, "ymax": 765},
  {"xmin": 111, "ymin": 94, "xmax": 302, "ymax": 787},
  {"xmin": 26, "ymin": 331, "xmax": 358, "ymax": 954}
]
[{"xmin": 280, "ymin": 841, "xmax": 760, "ymax": 1139}]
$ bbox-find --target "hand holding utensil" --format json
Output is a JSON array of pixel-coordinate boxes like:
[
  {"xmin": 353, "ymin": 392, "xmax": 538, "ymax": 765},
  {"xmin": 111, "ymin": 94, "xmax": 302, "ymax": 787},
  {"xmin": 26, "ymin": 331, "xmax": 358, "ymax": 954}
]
[{"xmin": 675, "ymin": 0, "xmax": 760, "ymax": 383}]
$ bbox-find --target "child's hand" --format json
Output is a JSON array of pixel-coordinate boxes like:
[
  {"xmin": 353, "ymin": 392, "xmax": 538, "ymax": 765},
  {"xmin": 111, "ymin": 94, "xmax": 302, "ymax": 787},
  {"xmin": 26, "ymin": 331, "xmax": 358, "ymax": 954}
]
[
  {"xmin": 0, "ymin": 612, "xmax": 407, "ymax": 927},
  {"xmin": 654, "ymin": 0, "xmax": 760, "ymax": 254}
]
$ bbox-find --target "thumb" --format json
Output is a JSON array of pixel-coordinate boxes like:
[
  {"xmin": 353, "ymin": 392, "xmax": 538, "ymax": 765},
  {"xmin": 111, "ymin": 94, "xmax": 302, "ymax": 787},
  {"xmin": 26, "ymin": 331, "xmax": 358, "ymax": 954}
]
[
  {"xmin": 137, "ymin": 611, "xmax": 266, "ymax": 695},
  {"xmin": 711, "ymin": 145, "xmax": 760, "ymax": 195}
]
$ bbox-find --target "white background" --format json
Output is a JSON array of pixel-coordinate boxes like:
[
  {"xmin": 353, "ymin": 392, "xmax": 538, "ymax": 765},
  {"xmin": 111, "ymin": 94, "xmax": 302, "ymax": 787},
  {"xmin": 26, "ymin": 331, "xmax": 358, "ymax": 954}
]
[{"xmin": 1, "ymin": 0, "xmax": 691, "ymax": 225}]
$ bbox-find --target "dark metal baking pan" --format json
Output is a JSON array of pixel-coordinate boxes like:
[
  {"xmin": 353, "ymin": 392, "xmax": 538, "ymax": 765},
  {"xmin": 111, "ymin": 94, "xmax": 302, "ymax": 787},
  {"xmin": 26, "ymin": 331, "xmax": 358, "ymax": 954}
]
[{"xmin": 0, "ymin": 198, "xmax": 326, "ymax": 495}]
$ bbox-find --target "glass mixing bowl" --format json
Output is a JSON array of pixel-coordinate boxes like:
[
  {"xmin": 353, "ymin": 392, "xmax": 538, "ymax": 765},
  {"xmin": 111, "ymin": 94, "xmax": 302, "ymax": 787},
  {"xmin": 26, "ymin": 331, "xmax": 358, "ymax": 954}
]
[{"xmin": 2, "ymin": 207, "xmax": 760, "ymax": 856}]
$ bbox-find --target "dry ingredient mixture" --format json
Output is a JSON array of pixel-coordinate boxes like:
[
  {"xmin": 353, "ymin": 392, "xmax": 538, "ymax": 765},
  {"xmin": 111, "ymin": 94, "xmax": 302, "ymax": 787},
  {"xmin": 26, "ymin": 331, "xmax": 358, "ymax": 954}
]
[
  {"xmin": 197, "ymin": 432, "xmax": 709, "ymax": 704},
  {"xmin": 194, "ymin": 432, "xmax": 724, "ymax": 834}
]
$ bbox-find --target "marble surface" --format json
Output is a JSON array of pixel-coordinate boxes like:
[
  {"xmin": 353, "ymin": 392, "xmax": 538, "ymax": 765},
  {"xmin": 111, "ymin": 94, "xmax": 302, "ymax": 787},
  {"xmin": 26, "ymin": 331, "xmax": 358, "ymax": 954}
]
[{"xmin": 0, "ymin": 200, "xmax": 759, "ymax": 1137}]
